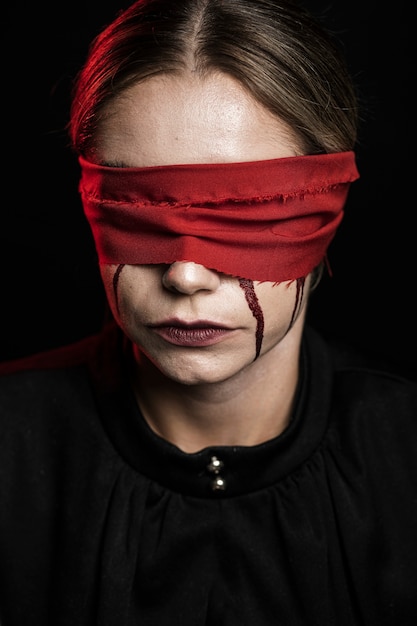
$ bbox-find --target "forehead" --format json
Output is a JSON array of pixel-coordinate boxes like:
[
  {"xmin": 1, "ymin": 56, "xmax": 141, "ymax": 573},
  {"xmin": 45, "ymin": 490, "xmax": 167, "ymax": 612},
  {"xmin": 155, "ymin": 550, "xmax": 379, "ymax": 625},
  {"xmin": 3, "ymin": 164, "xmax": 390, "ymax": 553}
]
[{"xmin": 94, "ymin": 72, "xmax": 302, "ymax": 167}]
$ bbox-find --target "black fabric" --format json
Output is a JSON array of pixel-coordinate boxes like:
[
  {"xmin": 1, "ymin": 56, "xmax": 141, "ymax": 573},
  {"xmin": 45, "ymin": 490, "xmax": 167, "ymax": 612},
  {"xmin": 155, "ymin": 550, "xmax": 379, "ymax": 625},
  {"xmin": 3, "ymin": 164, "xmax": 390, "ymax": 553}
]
[{"xmin": 0, "ymin": 323, "xmax": 416, "ymax": 625}]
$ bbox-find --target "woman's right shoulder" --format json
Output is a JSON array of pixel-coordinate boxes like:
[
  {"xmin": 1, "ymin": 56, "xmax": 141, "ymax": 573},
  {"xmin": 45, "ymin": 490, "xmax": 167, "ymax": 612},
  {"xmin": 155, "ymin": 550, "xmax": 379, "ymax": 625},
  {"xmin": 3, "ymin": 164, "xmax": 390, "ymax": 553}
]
[
  {"xmin": 0, "ymin": 332, "xmax": 102, "ymax": 378},
  {"xmin": 0, "ymin": 353, "xmax": 94, "ymax": 436},
  {"xmin": 0, "ymin": 323, "xmax": 121, "ymax": 426}
]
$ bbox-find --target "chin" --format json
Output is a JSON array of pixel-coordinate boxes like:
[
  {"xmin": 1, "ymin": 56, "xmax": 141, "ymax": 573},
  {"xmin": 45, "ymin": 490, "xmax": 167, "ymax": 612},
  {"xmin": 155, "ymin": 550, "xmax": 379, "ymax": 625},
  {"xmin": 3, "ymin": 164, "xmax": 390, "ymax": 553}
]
[{"xmin": 154, "ymin": 355, "xmax": 250, "ymax": 386}]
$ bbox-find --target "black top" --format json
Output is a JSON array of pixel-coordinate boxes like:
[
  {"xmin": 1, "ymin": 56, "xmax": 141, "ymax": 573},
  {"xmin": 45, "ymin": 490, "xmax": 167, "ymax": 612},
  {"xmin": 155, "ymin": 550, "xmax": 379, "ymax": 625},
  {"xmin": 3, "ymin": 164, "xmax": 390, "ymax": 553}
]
[{"xmin": 0, "ymin": 323, "xmax": 416, "ymax": 626}]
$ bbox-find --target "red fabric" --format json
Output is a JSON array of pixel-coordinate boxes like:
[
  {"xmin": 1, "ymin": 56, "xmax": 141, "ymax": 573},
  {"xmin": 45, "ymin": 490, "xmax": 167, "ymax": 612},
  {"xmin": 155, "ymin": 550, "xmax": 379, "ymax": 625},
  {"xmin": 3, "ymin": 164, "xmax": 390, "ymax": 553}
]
[{"xmin": 79, "ymin": 152, "xmax": 359, "ymax": 282}]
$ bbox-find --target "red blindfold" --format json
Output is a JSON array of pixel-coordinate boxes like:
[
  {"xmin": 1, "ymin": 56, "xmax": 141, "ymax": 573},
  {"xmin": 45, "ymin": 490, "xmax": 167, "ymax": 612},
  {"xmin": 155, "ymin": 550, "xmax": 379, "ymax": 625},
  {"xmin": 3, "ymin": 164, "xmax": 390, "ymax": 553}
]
[{"xmin": 79, "ymin": 151, "xmax": 359, "ymax": 282}]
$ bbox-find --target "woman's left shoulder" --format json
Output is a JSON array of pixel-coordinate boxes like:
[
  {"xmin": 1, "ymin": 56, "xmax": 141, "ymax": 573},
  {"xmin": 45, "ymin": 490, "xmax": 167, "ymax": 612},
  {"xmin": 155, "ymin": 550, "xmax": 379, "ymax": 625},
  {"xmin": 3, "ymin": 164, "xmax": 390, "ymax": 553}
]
[
  {"xmin": 311, "ymin": 327, "xmax": 417, "ymax": 448},
  {"xmin": 334, "ymin": 360, "xmax": 417, "ymax": 413},
  {"xmin": 328, "ymin": 362, "xmax": 417, "ymax": 468}
]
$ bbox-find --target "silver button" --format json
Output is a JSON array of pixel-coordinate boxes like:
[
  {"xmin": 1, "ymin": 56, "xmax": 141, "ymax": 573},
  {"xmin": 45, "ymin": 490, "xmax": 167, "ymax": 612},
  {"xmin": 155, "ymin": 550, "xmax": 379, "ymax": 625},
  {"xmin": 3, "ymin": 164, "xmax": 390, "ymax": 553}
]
[
  {"xmin": 207, "ymin": 455, "xmax": 224, "ymax": 474},
  {"xmin": 211, "ymin": 476, "xmax": 226, "ymax": 491},
  {"xmin": 207, "ymin": 456, "xmax": 226, "ymax": 492}
]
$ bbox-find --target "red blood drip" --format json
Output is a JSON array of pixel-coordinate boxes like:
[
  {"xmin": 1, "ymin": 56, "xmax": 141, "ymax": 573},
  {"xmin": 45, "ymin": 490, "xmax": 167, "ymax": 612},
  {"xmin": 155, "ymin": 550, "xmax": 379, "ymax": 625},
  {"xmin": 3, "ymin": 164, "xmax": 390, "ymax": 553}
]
[
  {"xmin": 113, "ymin": 263, "xmax": 125, "ymax": 313},
  {"xmin": 287, "ymin": 277, "xmax": 306, "ymax": 331},
  {"xmin": 238, "ymin": 278, "xmax": 265, "ymax": 361}
]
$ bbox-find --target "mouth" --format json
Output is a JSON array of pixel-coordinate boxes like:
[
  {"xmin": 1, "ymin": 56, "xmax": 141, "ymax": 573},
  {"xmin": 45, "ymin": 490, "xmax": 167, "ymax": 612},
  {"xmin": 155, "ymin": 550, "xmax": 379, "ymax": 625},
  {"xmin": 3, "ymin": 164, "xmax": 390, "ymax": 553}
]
[{"xmin": 149, "ymin": 320, "xmax": 235, "ymax": 347}]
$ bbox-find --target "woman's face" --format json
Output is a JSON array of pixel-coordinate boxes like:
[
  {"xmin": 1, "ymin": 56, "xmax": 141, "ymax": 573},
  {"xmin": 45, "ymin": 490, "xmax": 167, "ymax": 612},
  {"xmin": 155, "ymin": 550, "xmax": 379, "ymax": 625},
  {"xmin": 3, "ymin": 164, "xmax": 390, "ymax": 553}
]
[{"xmin": 95, "ymin": 72, "xmax": 311, "ymax": 385}]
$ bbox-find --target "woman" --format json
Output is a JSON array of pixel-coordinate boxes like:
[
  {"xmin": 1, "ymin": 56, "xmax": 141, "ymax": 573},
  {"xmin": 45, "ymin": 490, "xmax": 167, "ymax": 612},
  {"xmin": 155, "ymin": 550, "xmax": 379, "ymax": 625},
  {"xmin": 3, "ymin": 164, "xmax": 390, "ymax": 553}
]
[{"xmin": 1, "ymin": 1, "xmax": 416, "ymax": 624}]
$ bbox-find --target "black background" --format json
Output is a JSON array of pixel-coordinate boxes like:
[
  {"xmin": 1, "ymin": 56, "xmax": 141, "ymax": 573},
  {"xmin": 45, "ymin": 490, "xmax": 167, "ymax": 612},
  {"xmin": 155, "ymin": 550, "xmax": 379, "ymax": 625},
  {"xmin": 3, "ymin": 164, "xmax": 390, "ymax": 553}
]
[{"xmin": 2, "ymin": 1, "xmax": 414, "ymax": 379}]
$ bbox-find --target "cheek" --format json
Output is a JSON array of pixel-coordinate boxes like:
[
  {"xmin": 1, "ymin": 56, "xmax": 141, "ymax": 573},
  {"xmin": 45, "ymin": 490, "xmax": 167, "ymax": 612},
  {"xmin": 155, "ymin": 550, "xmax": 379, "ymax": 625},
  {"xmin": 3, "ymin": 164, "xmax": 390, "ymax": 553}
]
[
  {"xmin": 100, "ymin": 263, "xmax": 141, "ymax": 324},
  {"xmin": 100, "ymin": 264, "xmax": 124, "ymax": 314},
  {"xmin": 101, "ymin": 264, "xmax": 165, "ymax": 324},
  {"xmin": 256, "ymin": 278, "xmax": 309, "ymax": 338}
]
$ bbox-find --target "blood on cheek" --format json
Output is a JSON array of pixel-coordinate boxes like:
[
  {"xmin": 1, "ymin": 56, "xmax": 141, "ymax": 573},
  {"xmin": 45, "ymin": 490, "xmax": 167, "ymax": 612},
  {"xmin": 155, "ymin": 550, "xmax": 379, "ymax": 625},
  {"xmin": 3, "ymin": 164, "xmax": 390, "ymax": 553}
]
[
  {"xmin": 238, "ymin": 278, "xmax": 264, "ymax": 361},
  {"xmin": 239, "ymin": 277, "xmax": 306, "ymax": 362},
  {"xmin": 112, "ymin": 263, "xmax": 125, "ymax": 314}
]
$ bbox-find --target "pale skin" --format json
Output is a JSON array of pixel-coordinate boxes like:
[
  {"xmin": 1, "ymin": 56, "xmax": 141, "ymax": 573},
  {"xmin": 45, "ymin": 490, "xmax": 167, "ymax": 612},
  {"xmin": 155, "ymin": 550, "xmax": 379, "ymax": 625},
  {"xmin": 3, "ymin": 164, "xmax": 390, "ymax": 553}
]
[{"xmin": 94, "ymin": 72, "xmax": 313, "ymax": 453}]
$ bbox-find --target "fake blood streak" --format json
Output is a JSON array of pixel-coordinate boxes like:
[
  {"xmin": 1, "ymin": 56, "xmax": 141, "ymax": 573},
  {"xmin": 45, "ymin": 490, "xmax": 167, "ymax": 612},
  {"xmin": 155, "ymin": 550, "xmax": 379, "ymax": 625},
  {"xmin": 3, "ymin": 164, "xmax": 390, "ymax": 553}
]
[
  {"xmin": 238, "ymin": 278, "xmax": 265, "ymax": 361},
  {"xmin": 113, "ymin": 263, "xmax": 125, "ymax": 314},
  {"xmin": 239, "ymin": 277, "xmax": 306, "ymax": 362},
  {"xmin": 288, "ymin": 277, "xmax": 306, "ymax": 330}
]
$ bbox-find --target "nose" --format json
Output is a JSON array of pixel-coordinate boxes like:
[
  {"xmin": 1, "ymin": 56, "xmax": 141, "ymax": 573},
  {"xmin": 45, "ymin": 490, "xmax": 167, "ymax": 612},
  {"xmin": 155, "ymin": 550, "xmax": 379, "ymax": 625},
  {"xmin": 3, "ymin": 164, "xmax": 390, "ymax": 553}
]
[{"xmin": 162, "ymin": 261, "xmax": 221, "ymax": 295}]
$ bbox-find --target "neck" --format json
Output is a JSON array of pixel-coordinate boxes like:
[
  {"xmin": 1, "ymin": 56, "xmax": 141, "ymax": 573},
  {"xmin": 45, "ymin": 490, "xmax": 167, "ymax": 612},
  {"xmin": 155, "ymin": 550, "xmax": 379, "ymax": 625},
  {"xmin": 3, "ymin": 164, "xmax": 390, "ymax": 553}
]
[{"xmin": 131, "ymin": 325, "xmax": 304, "ymax": 453}]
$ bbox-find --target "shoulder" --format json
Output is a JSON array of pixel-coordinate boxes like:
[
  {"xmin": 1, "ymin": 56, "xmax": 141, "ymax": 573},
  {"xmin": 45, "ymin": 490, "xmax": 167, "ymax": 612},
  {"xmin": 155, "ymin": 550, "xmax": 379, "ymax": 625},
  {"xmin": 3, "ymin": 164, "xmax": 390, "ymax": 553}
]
[
  {"xmin": 304, "ymin": 325, "xmax": 417, "ymax": 452},
  {"xmin": 0, "ymin": 327, "xmax": 106, "ymax": 376},
  {"xmin": 0, "ymin": 360, "xmax": 93, "ymax": 420},
  {"xmin": 321, "ymin": 341, "xmax": 417, "ymax": 483},
  {"xmin": 306, "ymin": 324, "xmax": 417, "ymax": 411},
  {"xmin": 0, "ymin": 324, "xmax": 128, "ymax": 508},
  {"xmin": 0, "ymin": 356, "xmax": 96, "ymax": 464},
  {"xmin": 0, "ymin": 334, "xmax": 97, "ymax": 418},
  {"xmin": 332, "ymin": 349, "xmax": 417, "ymax": 422},
  {"xmin": 331, "ymin": 364, "xmax": 417, "ymax": 452},
  {"xmin": 0, "ymin": 322, "xmax": 123, "ymax": 438}
]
